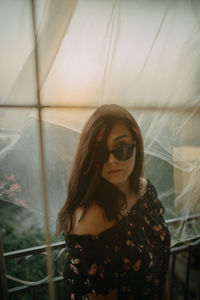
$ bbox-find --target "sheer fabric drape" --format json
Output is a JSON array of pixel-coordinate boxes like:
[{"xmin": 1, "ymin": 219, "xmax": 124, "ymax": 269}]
[{"xmin": 0, "ymin": 0, "xmax": 200, "ymax": 246}]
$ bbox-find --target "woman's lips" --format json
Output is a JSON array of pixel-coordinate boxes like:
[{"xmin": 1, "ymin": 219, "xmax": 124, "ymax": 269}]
[{"xmin": 108, "ymin": 169, "xmax": 122, "ymax": 174}]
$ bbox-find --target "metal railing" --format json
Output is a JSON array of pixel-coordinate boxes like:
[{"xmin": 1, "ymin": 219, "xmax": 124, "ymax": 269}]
[
  {"xmin": 169, "ymin": 237, "xmax": 200, "ymax": 300},
  {"xmin": 1, "ymin": 215, "xmax": 200, "ymax": 300}
]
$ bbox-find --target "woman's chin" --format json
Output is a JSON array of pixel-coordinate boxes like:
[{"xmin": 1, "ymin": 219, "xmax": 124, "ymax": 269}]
[{"xmin": 104, "ymin": 176, "xmax": 128, "ymax": 186}]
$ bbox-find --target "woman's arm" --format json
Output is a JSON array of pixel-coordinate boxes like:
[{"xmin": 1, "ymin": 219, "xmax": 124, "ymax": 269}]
[
  {"xmin": 88, "ymin": 288, "xmax": 118, "ymax": 300},
  {"xmin": 163, "ymin": 278, "xmax": 169, "ymax": 300}
]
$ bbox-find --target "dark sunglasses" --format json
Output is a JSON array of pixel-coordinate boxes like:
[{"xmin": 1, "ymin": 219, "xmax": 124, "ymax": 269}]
[{"xmin": 93, "ymin": 142, "xmax": 136, "ymax": 164}]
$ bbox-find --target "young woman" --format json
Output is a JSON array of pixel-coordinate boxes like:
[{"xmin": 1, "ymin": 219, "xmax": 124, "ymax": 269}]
[{"xmin": 56, "ymin": 104, "xmax": 171, "ymax": 300}]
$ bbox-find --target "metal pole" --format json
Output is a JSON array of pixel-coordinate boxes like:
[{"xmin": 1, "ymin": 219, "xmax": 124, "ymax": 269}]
[
  {"xmin": 0, "ymin": 229, "xmax": 9, "ymax": 300},
  {"xmin": 30, "ymin": 1, "xmax": 55, "ymax": 300},
  {"xmin": 184, "ymin": 249, "xmax": 191, "ymax": 300},
  {"xmin": 170, "ymin": 253, "xmax": 176, "ymax": 300}
]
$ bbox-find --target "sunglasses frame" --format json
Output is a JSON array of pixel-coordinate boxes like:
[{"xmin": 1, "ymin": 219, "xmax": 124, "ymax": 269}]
[
  {"xmin": 94, "ymin": 142, "xmax": 136, "ymax": 164},
  {"xmin": 106, "ymin": 142, "xmax": 136, "ymax": 161}
]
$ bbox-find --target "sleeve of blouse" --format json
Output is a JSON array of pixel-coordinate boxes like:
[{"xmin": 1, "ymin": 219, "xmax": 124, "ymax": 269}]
[
  {"xmin": 63, "ymin": 229, "xmax": 122, "ymax": 298},
  {"xmin": 147, "ymin": 180, "xmax": 171, "ymax": 275}
]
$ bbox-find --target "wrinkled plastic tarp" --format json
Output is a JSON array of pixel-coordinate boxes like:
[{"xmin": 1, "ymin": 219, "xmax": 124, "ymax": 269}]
[{"xmin": 0, "ymin": 0, "xmax": 200, "ymax": 246}]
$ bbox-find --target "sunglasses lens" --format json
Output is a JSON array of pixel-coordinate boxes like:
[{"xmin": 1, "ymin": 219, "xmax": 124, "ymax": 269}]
[
  {"xmin": 94, "ymin": 143, "xmax": 135, "ymax": 164},
  {"xmin": 113, "ymin": 144, "xmax": 135, "ymax": 161}
]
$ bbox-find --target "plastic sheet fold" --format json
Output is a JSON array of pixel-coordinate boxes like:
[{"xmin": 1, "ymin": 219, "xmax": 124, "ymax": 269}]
[{"xmin": 0, "ymin": 0, "xmax": 200, "ymax": 246}]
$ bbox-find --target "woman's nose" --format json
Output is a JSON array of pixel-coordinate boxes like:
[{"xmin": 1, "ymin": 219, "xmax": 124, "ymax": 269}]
[{"xmin": 107, "ymin": 152, "xmax": 118, "ymax": 164}]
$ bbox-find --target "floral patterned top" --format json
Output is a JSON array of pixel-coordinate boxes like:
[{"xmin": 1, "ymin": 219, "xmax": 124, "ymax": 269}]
[{"xmin": 63, "ymin": 179, "xmax": 171, "ymax": 299}]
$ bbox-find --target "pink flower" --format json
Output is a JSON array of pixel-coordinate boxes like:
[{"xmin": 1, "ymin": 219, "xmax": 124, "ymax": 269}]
[
  {"xmin": 153, "ymin": 225, "xmax": 162, "ymax": 232},
  {"xmin": 89, "ymin": 264, "xmax": 98, "ymax": 275},
  {"xmin": 69, "ymin": 264, "xmax": 80, "ymax": 275},
  {"xmin": 160, "ymin": 230, "xmax": 166, "ymax": 240},
  {"xmin": 15, "ymin": 199, "xmax": 28, "ymax": 208},
  {"xmin": 71, "ymin": 258, "xmax": 80, "ymax": 264},
  {"xmin": 9, "ymin": 183, "xmax": 21, "ymax": 192},
  {"xmin": 123, "ymin": 257, "xmax": 132, "ymax": 270},
  {"xmin": 146, "ymin": 274, "xmax": 152, "ymax": 281},
  {"xmin": 99, "ymin": 265, "xmax": 104, "ymax": 278},
  {"xmin": 71, "ymin": 293, "xmax": 75, "ymax": 300},
  {"xmin": 126, "ymin": 240, "xmax": 131, "ymax": 246},
  {"xmin": 8, "ymin": 174, "xmax": 16, "ymax": 181},
  {"xmin": 126, "ymin": 240, "xmax": 136, "ymax": 247},
  {"xmin": 133, "ymin": 259, "xmax": 142, "ymax": 271}
]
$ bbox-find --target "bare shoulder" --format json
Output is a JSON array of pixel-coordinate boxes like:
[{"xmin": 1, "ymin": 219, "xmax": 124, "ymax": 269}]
[
  {"xmin": 71, "ymin": 203, "xmax": 116, "ymax": 236},
  {"xmin": 139, "ymin": 177, "xmax": 148, "ymax": 197}
]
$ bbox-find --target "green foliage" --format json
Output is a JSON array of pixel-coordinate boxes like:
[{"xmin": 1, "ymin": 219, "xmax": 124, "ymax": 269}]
[{"xmin": 0, "ymin": 200, "xmax": 65, "ymax": 300}]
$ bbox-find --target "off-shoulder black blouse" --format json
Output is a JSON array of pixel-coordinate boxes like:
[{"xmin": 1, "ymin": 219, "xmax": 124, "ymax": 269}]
[{"xmin": 63, "ymin": 179, "xmax": 171, "ymax": 300}]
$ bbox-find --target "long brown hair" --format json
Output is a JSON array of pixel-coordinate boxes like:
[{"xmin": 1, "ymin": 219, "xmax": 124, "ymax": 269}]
[{"xmin": 56, "ymin": 104, "xmax": 143, "ymax": 235}]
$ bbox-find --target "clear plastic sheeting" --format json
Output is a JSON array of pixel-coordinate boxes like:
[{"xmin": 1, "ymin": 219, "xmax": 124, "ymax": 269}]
[{"xmin": 0, "ymin": 0, "xmax": 200, "ymax": 246}]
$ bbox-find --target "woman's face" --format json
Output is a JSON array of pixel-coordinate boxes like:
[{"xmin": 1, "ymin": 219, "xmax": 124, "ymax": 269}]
[{"xmin": 99, "ymin": 121, "xmax": 136, "ymax": 189}]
